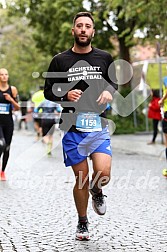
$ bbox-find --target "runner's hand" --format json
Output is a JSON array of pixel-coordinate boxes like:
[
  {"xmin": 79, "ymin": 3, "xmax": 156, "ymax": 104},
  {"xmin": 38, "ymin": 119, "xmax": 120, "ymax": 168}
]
[
  {"xmin": 158, "ymin": 99, "xmax": 163, "ymax": 106},
  {"xmin": 67, "ymin": 89, "xmax": 82, "ymax": 102},
  {"xmin": 96, "ymin": 91, "xmax": 113, "ymax": 105},
  {"xmin": 3, "ymin": 93, "xmax": 13, "ymax": 102}
]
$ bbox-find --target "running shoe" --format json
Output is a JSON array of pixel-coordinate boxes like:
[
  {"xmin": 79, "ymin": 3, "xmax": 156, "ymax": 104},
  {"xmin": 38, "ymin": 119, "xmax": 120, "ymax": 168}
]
[
  {"xmin": 90, "ymin": 189, "xmax": 107, "ymax": 215},
  {"xmin": 75, "ymin": 221, "xmax": 90, "ymax": 241},
  {"xmin": 0, "ymin": 171, "xmax": 6, "ymax": 181}
]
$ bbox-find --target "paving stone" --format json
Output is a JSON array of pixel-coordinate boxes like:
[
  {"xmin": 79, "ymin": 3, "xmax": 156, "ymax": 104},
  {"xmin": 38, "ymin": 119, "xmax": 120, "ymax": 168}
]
[{"xmin": 0, "ymin": 131, "xmax": 167, "ymax": 251}]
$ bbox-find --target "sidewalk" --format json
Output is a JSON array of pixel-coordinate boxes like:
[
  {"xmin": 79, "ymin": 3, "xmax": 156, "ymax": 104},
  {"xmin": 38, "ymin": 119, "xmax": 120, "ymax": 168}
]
[
  {"xmin": 14, "ymin": 114, "xmax": 166, "ymax": 158},
  {"xmin": 111, "ymin": 132, "xmax": 165, "ymax": 158},
  {"xmin": 18, "ymin": 128, "xmax": 165, "ymax": 158}
]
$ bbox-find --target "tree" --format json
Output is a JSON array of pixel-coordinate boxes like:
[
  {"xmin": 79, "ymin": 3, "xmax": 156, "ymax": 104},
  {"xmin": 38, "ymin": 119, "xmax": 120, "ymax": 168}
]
[
  {"xmin": 2, "ymin": 0, "xmax": 167, "ymax": 93},
  {"xmin": 7, "ymin": 0, "xmax": 167, "ymax": 62},
  {"xmin": 8, "ymin": 0, "xmax": 86, "ymax": 56},
  {"xmin": 0, "ymin": 8, "xmax": 51, "ymax": 97},
  {"xmin": 7, "ymin": 0, "xmax": 115, "ymax": 56},
  {"xmin": 89, "ymin": 0, "xmax": 167, "ymax": 62}
]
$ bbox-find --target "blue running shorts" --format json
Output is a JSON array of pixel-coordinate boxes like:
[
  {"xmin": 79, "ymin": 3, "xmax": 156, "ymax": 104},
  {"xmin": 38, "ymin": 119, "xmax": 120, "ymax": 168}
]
[{"xmin": 62, "ymin": 127, "xmax": 112, "ymax": 167}]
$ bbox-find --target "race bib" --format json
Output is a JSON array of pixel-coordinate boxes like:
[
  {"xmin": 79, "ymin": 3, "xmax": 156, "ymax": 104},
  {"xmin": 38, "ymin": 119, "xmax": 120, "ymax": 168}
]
[
  {"xmin": 0, "ymin": 103, "xmax": 10, "ymax": 114},
  {"xmin": 76, "ymin": 112, "xmax": 102, "ymax": 132}
]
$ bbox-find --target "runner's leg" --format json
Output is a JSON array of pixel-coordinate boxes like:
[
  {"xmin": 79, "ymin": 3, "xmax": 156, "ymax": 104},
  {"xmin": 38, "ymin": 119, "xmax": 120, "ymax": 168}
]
[
  {"xmin": 164, "ymin": 133, "xmax": 167, "ymax": 161},
  {"xmin": 0, "ymin": 126, "xmax": 6, "ymax": 160},
  {"xmin": 72, "ymin": 159, "xmax": 89, "ymax": 217},
  {"xmin": 91, "ymin": 152, "xmax": 111, "ymax": 190},
  {"xmin": 89, "ymin": 152, "xmax": 111, "ymax": 215},
  {"xmin": 152, "ymin": 119, "xmax": 159, "ymax": 142},
  {"xmin": 1, "ymin": 121, "xmax": 13, "ymax": 172}
]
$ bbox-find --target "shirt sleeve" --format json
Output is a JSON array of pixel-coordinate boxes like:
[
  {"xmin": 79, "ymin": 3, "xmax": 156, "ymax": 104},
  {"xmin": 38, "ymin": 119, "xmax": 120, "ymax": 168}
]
[
  {"xmin": 44, "ymin": 56, "xmax": 68, "ymax": 102},
  {"xmin": 103, "ymin": 54, "xmax": 118, "ymax": 95}
]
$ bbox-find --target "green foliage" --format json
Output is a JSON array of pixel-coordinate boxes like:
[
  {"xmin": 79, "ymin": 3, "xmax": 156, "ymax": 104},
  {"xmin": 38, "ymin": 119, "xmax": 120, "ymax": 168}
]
[
  {"xmin": 108, "ymin": 114, "xmax": 136, "ymax": 134},
  {"xmin": 1, "ymin": 0, "xmax": 167, "ymax": 103},
  {"xmin": 107, "ymin": 112, "xmax": 146, "ymax": 134},
  {"xmin": 7, "ymin": 0, "xmax": 167, "ymax": 62},
  {"xmin": 146, "ymin": 63, "xmax": 167, "ymax": 89},
  {"xmin": 107, "ymin": 86, "xmax": 150, "ymax": 134},
  {"xmin": 0, "ymin": 8, "xmax": 50, "ymax": 96},
  {"xmin": 8, "ymin": 0, "xmax": 86, "ymax": 55}
]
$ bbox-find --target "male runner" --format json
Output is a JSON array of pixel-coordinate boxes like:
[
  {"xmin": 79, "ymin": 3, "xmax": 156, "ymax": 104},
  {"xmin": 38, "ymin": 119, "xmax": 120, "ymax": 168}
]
[{"xmin": 44, "ymin": 12, "xmax": 117, "ymax": 240}]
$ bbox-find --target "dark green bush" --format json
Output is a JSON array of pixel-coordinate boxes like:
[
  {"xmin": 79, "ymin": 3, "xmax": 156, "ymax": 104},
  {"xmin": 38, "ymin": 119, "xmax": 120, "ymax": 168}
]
[{"xmin": 106, "ymin": 87, "xmax": 151, "ymax": 134}]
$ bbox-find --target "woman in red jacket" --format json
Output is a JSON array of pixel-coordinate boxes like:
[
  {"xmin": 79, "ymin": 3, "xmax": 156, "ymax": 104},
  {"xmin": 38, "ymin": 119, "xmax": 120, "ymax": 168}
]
[{"xmin": 147, "ymin": 89, "xmax": 162, "ymax": 144}]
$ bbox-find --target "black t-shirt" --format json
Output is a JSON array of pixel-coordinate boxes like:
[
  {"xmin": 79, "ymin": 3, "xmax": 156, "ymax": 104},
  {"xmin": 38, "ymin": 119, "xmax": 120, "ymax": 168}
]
[{"xmin": 44, "ymin": 47, "xmax": 117, "ymax": 132}]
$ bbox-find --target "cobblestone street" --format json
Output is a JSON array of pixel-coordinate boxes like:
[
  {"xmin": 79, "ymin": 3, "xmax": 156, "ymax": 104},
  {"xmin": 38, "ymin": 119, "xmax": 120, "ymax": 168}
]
[{"xmin": 0, "ymin": 130, "xmax": 167, "ymax": 252}]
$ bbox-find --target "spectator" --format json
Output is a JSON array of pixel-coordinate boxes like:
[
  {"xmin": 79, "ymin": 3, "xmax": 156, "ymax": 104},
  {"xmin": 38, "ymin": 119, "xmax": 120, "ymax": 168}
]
[{"xmin": 147, "ymin": 89, "xmax": 161, "ymax": 144}]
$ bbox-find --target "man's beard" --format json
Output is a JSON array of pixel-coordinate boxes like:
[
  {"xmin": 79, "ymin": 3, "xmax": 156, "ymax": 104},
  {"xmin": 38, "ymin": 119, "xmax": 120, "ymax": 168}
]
[{"xmin": 74, "ymin": 34, "xmax": 92, "ymax": 47}]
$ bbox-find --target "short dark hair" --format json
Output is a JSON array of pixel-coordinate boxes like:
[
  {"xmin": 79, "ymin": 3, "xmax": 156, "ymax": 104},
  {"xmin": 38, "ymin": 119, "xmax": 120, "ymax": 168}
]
[
  {"xmin": 73, "ymin": 12, "xmax": 94, "ymax": 26},
  {"xmin": 152, "ymin": 89, "xmax": 160, "ymax": 98},
  {"xmin": 39, "ymin": 85, "xmax": 44, "ymax": 90}
]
